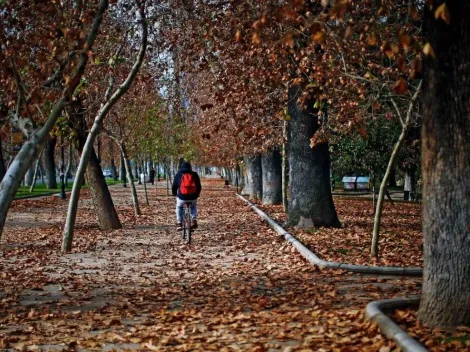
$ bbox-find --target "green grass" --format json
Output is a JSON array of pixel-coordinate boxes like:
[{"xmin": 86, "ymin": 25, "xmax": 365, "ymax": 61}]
[
  {"xmin": 304, "ymin": 228, "xmax": 318, "ymax": 234},
  {"xmin": 15, "ymin": 178, "xmax": 122, "ymax": 198},
  {"xmin": 105, "ymin": 179, "xmax": 122, "ymax": 186},
  {"xmin": 333, "ymin": 247, "xmax": 349, "ymax": 255},
  {"xmin": 439, "ymin": 335, "xmax": 470, "ymax": 344}
]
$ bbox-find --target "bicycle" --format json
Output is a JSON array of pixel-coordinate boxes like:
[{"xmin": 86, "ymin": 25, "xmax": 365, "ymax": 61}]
[{"xmin": 181, "ymin": 202, "xmax": 192, "ymax": 244}]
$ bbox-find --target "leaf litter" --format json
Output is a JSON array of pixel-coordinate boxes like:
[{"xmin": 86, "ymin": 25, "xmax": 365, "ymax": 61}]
[{"xmin": 0, "ymin": 180, "xmax": 460, "ymax": 351}]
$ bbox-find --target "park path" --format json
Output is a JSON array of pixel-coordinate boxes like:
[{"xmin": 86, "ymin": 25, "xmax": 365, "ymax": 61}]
[{"xmin": 0, "ymin": 179, "xmax": 421, "ymax": 351}]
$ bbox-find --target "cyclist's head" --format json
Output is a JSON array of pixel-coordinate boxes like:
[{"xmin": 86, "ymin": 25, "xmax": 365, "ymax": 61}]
[{"xmin": 181, "ymin": 162, "xmax": 192, "ymax": 171}]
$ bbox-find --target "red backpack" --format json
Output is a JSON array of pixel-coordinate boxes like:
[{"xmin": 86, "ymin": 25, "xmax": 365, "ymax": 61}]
[{"xmin": 179, "ymin": 173, "xmax": 197, "ymax": 195}]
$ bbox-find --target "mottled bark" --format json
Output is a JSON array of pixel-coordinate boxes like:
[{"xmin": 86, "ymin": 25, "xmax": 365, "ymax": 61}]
[
  {"xmin": 142, "ymin": 161, "xmax": 149, "ymax": 206},
  {"xmin": 110, "ymin": 158, "xmax": 118, "ymax": 180},
  {"xmin": 282, "ymin": 120, "xmax": 288, "ymax": 212},
  {"xmin": 44, "ymin": 136, "xmax": 57, "ymax": 189},
  {"xmin": 120, "ymin": 154, "xmax": 126, "ymax": 182},
  {"xmin": 24, "ymin": 164, "xmax": 35, "ymax": 186},
  {"xmin": 29, "ymin": 154, "xmax": 42, "ymax": 193},
  {"xmin": 70, "ymin": 100, "xmax": 121, "ymax": 231},
  {"xmin": 418, "ymin": 1, "xmax": 470, "ymax": 328},
  {"xmin": 246, "ymin": 155, "xmax": 262, "ymax": 200},
  {"xmin": 122, "ymin": 145, "xmax": 141, "ymax": 216},
  {"xmin": 85, "ymin": 148, "xmax": 122, "ymax": 229},
  {"xmin": 262, "ymin": 150, "xmax": 282, "ymax": 205},
  {"xmin": 0, "ymin": 143, "xmax": 6, "ymax": 183},
  {"xmin": 241, "ymin": 162, "xmax": 251, "ymax": 196},
  {"xmin": 65, "ymin": 144, "xmax": 73, "ymax": 183},
  {"xmin": 39, "ymin": 159, "xmax": 45, "ymax": 184},
  {"xmin": 235, "ymin": 164, "xmax": 241, "ymax": 192},
  {"xmin": 286, "ymin": 85, "xmax": 340, "ymax": 228}
]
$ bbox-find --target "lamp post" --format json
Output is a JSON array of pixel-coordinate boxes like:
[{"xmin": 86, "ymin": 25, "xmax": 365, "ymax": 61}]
[{"xmin": 60, "ymin": 136, "xmax": 66, "ymax": 200}]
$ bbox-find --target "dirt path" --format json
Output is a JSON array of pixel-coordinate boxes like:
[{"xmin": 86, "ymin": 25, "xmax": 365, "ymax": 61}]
[{"xmin": 0, "ymin": 179, "xmax": 420, "ymax": 351}]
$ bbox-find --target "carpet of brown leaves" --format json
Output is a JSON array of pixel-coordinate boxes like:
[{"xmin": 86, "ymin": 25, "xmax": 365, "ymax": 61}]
[
  {"xmin": 0, "ymin": 180, "xmax": 462, "ymax": 351},
  {"xmin": 257, "ymin": 198, "xmax": 423, "ymax": 268},
  {"xmin": 254, "ymin": 193, "xmax": 470, "ymax": 351}
]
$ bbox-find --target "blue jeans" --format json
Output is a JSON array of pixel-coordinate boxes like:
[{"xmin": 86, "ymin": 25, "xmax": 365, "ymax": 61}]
[{"xmin": 176, "ymin": 198, "xmax": 197, "ymax": 223}]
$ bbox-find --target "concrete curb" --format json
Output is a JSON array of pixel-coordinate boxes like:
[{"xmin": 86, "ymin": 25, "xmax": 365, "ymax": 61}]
[
  {"xmin": 236, "ymin": 194, "xmax": 423, "ymax": 276},
  {"xmin": 365, "ymin": 297, "xmax": 427, "ymax": 352}
]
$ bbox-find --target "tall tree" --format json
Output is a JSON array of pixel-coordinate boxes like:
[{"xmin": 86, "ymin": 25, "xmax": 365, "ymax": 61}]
[
  {"xmin": 287, "ymin": 88, "xmax": 340, "ymax": 228},
  {"xmin": 261, "ymin": 150, "xmax": 282, "ymax": 205},
  {"xmin": 62, "ymin": 0, "xmax": 148, "ymax": 252},
  {"xmin": 44, "ymin": 136, "xmax": 57, "ymax": 189},
  {"xmin": 418, "ymin": 0, "xmax": 470, "ymax": 328},
  {"xmin": 0, "ymin": 0, "xmax": 110, "ymax": 239},
  {"xmin": 245, "ymin": 155, "xmax": 262, "ymax": 200},
  {"xmin": 69, "ymin": 99, "xmax": 121, "ymax": 230}
]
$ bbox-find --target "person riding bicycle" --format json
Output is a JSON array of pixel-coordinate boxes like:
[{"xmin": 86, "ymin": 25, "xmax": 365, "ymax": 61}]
[{"xmin": 172, "ymin": 162, "xmax": 202, "ymax": 231}]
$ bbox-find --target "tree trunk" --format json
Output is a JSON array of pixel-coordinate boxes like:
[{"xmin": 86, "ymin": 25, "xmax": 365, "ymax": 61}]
[
  {"xmin": 404, "ymin": 168, "xmax": 416, "ymax": 201},
  {"xmin": 282, "ymin": 120, "xmax": 288, "ymax": 212},
  {"xmin": 24, "ymin": 164, "xmax": 35, "ymax": 186},
  {"xmin": 388, "ymin": 167, "xmax": 397, "ymax": 187},
  {"xmin": 39, "ymin": 159, "xmax": 45, "ymax": 185},
  {"xmin": 69, "ymin": 98, "xmax": 122, "ymax": 231},
  {"xmin": 221, "ymin": 167, "xmax": 226, "ymax": 180},
  {"xmin": 0, "ymin": 98, "xmax": 68, "ymax": 240},
  {"xmin": 0, "ymin": 143, "xmax": 6, "ymax": 183},
  {"xmin": 246, "ymin": 155, "xmax": 262, "ymax": 200},
  {"xmin": 166, "ymin": 162, "xmax": 171, "ymax": 195},
  {"xmin": 96, "ymin": 134, "xmax": 101, "ymax": 162},
  {"xmin": 286, "ymin": 85, "xmax": 340, "ymax": 228},
  {"xmin": 170, "ymin": 157, "xmax": 175, "ymax": 178},
  {"xmin": 0, "ymin": 0, "xmax": 108, "ymax": 240},
  {"xmin": 372, "ymin": 81, "xmax": 422, "ymax": 256},
  {"xmin": 235, "ymin": 163, "xmax": 241, "ymax": 193},
  {"xmin": 86, "ymin": 147, "xmax": 122, "ymax": 229},
  {"xmin": 134, "ymin": 162, "xmax": 138, "ymax": 182},
  {"xmin": 29, "ymin": 153, "xmax": 42, "ymax": 192},
  {"xmin": 120, "ymin": 153, "xmax": 126, "ymax": 184},
  {"xmin": 371, "ymin": 128, "xmax": 408, "ymax": 256},
  {"xmin": 142, "ymin": 161, "xmax": 149, "ymax": 206},
  {"xmin": 65, "ymin": 144, "xmax": 73, "ymax": 185},
  {"xmin": 45, "ymin": 136, "xmax": 57, "ymax": 189},
  {"xmin": 111, "ymin": 158, "xmax": 118, "ymax": 180},
  {"xmin": 62, "ymin": 9, "xmax": 147, "ymax": 252},
  {"xmin": 418, "ymin": 1, "xmax": 470, "ymax": 328},
  {"xmin": 122, "ymin": 145, "xmax": 141, "ymax": 216},
  {"xmin": 262, "ymin": 150, "xmax": 282, "ymax": 205},
  {"xmin": 241, "ymin": 159, "xmax": 251, "ymax": 196}
]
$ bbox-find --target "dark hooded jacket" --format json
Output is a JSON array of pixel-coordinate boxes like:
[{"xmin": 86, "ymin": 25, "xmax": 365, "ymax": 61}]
[{"xmin": 172, "ymin": 162, "xmax": 202, "ymax": 200}]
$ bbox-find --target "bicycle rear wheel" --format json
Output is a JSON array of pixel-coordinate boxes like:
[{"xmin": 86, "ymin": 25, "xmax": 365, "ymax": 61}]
[
  {"xmin": 184, "ymin": 208, "xmax": 191, "ymax": 244},
  {"xmin": 182, "ymin": 205, "xmax": 191, "ymax": 244}
]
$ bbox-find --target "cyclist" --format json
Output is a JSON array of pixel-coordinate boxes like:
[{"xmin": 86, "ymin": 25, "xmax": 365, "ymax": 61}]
[{"xmin": 172, "ymin": 161, "xmax": 202, "ymax": 231}]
